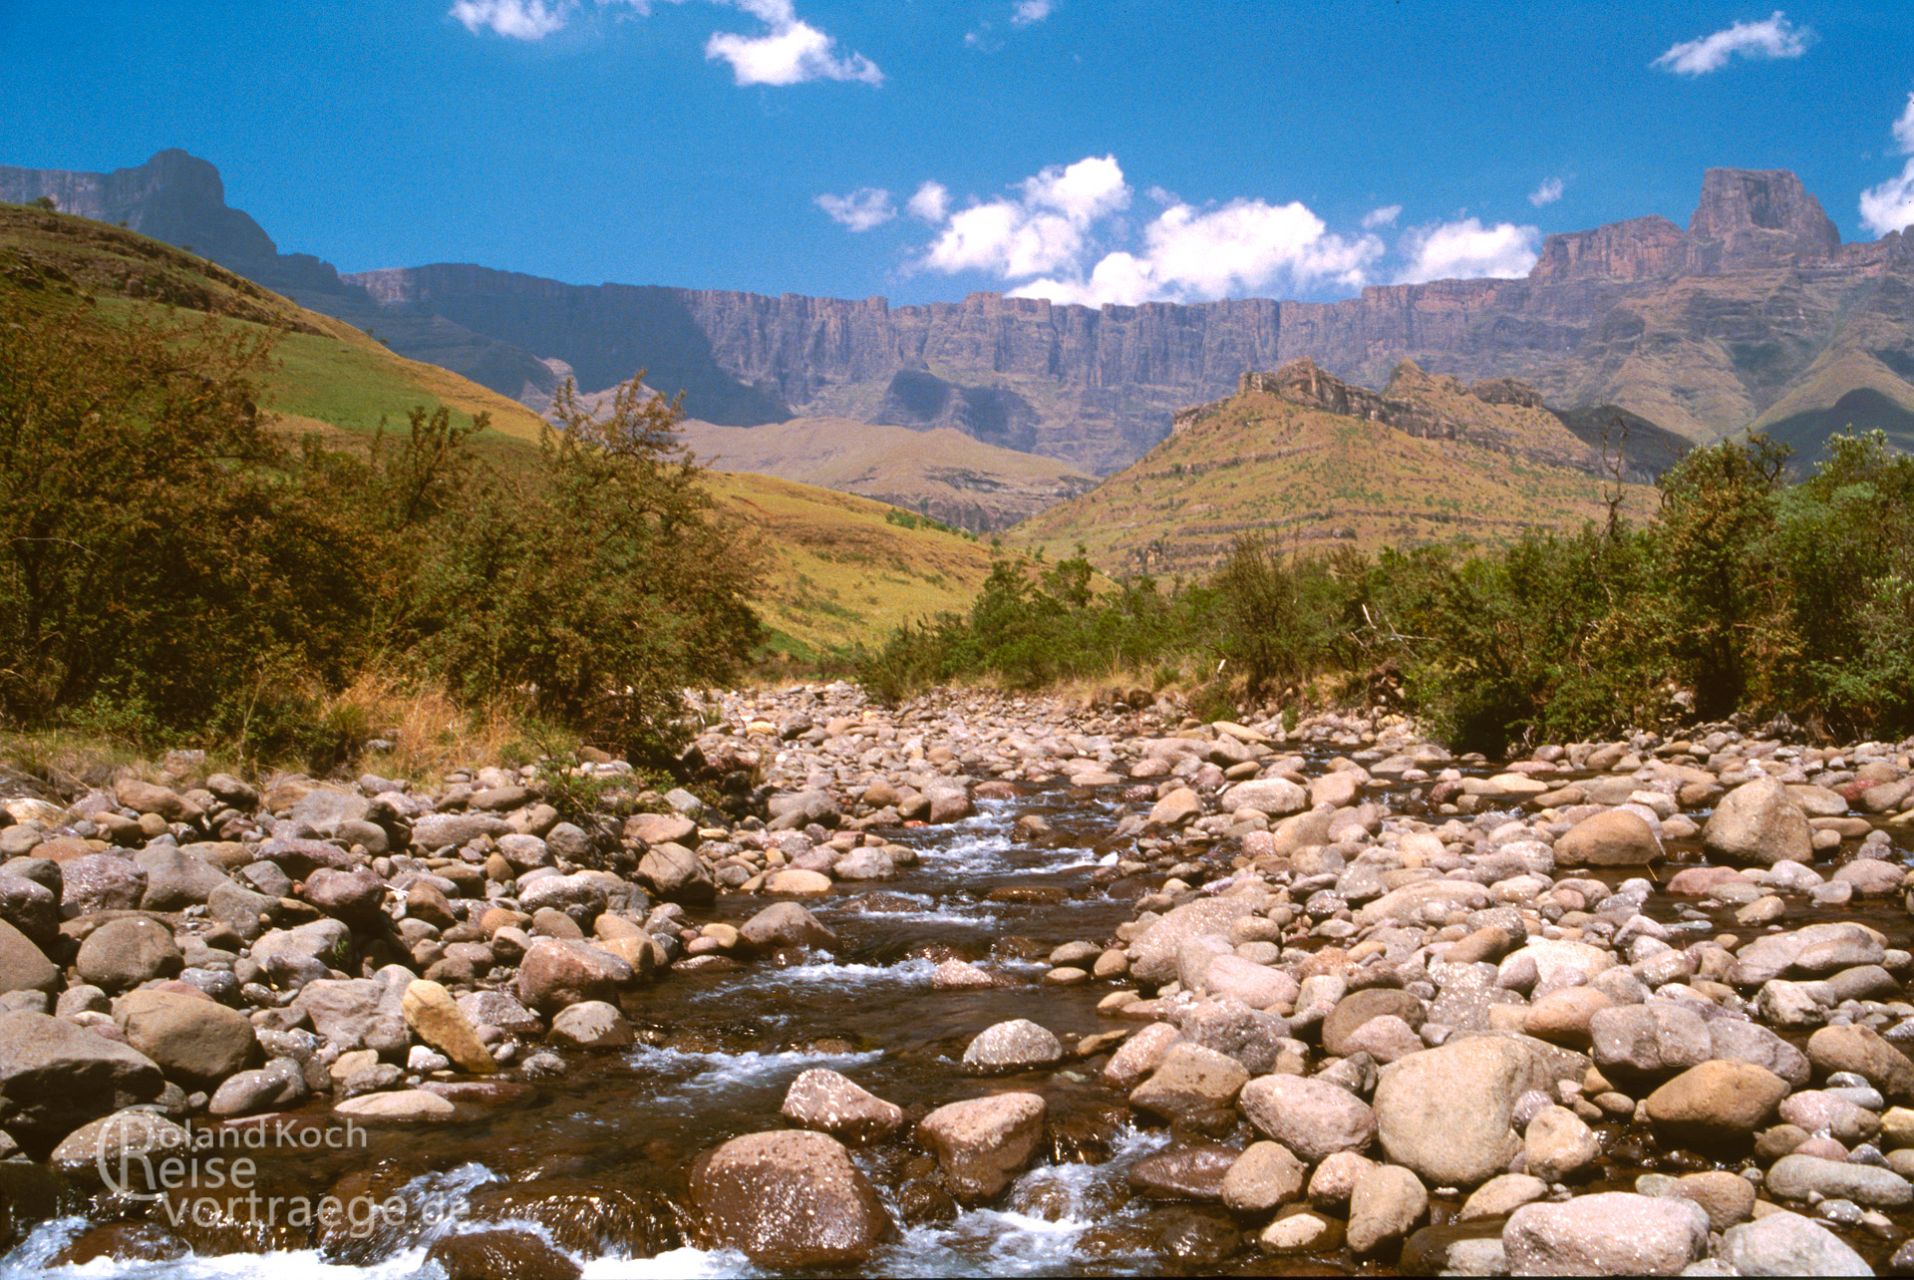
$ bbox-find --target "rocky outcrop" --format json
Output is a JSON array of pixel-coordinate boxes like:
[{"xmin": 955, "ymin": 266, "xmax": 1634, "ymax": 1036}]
[{"xmin": 7, "ymin": 154, "xmax": 1910, "ymax": 472}]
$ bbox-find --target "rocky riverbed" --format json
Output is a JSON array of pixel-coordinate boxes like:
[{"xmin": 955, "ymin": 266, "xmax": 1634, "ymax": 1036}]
[{"xmin": 0, "ymin": 684, "xmax": 1912, "ymax": 1276}]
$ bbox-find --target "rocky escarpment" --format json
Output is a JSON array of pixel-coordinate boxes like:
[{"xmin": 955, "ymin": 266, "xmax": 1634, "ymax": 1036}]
[{"xmin": 7, "ymin": 154, "xmax": 1913, "ymax": 471}]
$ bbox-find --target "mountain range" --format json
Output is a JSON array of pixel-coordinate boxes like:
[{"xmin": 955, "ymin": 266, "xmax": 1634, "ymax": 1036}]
[{"xmin": 3, "ymin": 150, "xmax": 1911, "ymax": 479}]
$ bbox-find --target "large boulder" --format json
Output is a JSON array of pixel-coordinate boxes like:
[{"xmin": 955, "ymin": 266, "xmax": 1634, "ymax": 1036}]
[
  {"xmin": 1238, "ymin": 1074, "xmax": 1375, "ymax": 1164},
  {"xmin": 739, "ymin": 902, "xmax": 837, "ymax": 952},
  {"xmin": 636, "ymin": 843, "xmax": 715, "ymax": 905},
  {"xmin": 916, "ymin": 1092, "xmax": 1046, "ymax": 1203},
  {"xmin": 780, "ymin": 1069, "xmax": 904, "ymax": 1144},
  {"xmin": 1129, "ymin": 1043, "xmax": 1249, "ymax": 1124},
  {"xmin": 1503, "ymin": 1192, "xmax": 1708, "ymax": 1275},
  {"xmin": 300, "ymin": 866, "xmax": 387, "ymax": 926},
  {"xmin": 961, "ymin": 1020, "xmax": 1063, "ymax": 1074},
  {"xmin": 75, "ymin": 916, "xmax": 182, "ymax": 991},
  {"xmin": 400, "ymin": 979, "xmax": 496, "ymax": 1074},
  {"xmin": 1373, "ymin": 1038, "xmax": 1546, "ymax": 1187},
  {"xmin": 690, "ymin": 1130, "xmax": 889, "ymax": 1267},
  {"xmin": 293, "ymin": 977, "xmax": 409, "ymax": 1057},
  {"xmin": 1720, "ymin": 1209, "xmax": 1872, "ymax": 1276},
  {"xmin": 1127, "ymin": 898, "xmax": 1257, "ymax": 985},
  {"xmin": 0, "ymin": 918, "xmax": 58, "ymax": 995},
  {"xmin": 1703, "ymin": 778, "xmax": 1813, "ymax": 866},
  {"xmin": 0, "ymin": 1011, "xmax": 164, "ymax": 1151},
  {"xmin": 134, "ymin": 845, "xmax": 229, "ymax": 911},
  {"xmin": 515, "ymin": 938, "xmax": 633, "ymax": 1014},
  {"xmin": 1553, "ymin": 809, "xmax": 1660, "ymax": 867},
  {"xmin": 113, "ymin": 990, "xmax": 257, "ymax": 1088},
  {"xmin": 1221, "ymin": 777, "xmax": 1307, "ymax": 816},
  {"xmin": 1588, "ymin": 1003, "xmax": 1712, "ymax": 1084},
  {"xmin": 1806, "ymin": 1024, "xmax": 1914, "ymax": 1103},
  {"xmin": 1643, "ymin": 1059, "xmax": 1790, "ymax": 1144}
]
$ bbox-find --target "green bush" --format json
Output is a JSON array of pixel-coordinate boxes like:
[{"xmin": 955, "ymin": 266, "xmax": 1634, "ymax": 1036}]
[{"xmin": 0, "ymin": 307, "xmax": 763, "ymax": 766}]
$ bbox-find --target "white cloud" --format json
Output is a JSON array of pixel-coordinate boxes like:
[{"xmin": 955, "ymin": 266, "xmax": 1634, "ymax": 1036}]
[
  {"xmin": 451, "ymin": 0, "xmax": 882, "ymax": 87},
  {"xmin": 450, "ymin": 0, "xmax": 572, "ymax": 39},
  {"xmin": 705, "ymin": 1, "xmax": 883, "ymax": 86},
  {"xmin": 816, "ymin": 187, "xmax": 895, "ymax": 231},
  {"xmin": 1529, "ymin": 176, "xmax": 1565, "ymax": 207},
  {"xmin": 1859, "ymin": 92, "xmax": 1914, "ymax": 236},
  {"xmin": 1361, "ymin": 204, "xmax": 1402, "ymax": 230},
  {"xmin": 1653, "ymin": 10, "xmax": 1811, "ymax": 76},
  {"xmin": 1895, "ymin": 92, "xmax": 1914, "ymax": 154},
  {"xmin": 923, "ymin": 155, "xmax": 1128, "ymax": 278},
  {"xmin": 907, "ymin": 181, "xmax": 950, "ymax": 223},
  {"xmin": 1395, "ymin": 218, "xmax": 1541, "ymax": 284},
  {"xmin": 1011, "ymin": 0, "xmax": 1054, "ymax": 25}
]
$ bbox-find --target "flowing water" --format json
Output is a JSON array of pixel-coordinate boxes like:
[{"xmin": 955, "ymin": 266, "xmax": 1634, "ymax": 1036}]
[{"xmin": 4, "ymin": 764, "xmax": 1910, "ymax": 1277}]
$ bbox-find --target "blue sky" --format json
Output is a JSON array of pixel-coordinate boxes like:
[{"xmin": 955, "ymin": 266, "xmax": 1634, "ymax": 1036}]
[{"xmin": 3, "ymin": 1, "xmax": 1913, "ymax": 304}]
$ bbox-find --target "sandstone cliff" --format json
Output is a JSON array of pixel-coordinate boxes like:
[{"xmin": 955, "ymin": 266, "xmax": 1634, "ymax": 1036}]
[{"xmin": 6, "ymin": 153, "xmax": 1911, "ymax": 472}]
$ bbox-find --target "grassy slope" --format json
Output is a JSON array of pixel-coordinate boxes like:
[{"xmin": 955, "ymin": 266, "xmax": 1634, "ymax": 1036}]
[
  {"xmin": 679, "ymin": 417, "xmax": 1094, "ymax": 531},
  {"xmin": 1012, "ymin": 390, "xmax": 1657, "ymax": 575},
  {"xmin": 0, "ymin": 202, "xmax": 1000, "ymax": 656}
]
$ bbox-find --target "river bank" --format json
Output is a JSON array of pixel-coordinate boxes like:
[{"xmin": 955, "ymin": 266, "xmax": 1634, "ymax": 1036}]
[{"xmin": 0, "ymin": 685, "xmax": 1911, "ymax": 1276}]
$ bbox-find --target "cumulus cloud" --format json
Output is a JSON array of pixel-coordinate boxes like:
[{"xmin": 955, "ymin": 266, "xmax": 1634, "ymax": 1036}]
[
  {"xmin": 816, "ymin": 187, "xmax": 895, "ymax": 231},
  {"xmin": 1653, "ymin": 11, "xmax": 1811, "ymax": 75},
  {"xmin": 1529, "ymin": 176, "xmax": 1565, "ymax": 207},
  {"xmin": 1859, "ymin": 92, "xmax": 1914, "ymax": 236},
  {"xmin": 1394, "ymin": 218, "xmax": 1541, "ymax": 284},
  {"xmin": 1016, "ymin": 198, "xmax": 1382, "ymax": 306},
  {"xmin": 907, "ymin": 181, "xmax": 951, "ymax": 223},
  {"xmin": 1011, "ymin": 0, "xmax": 1054, "ymax": 25},
  {"xmin": 450, "ymin": 0, "xmax": 571, "ymax": 39},
  {"xmin": 922, "ymin": 155, "xmax": 1128, "ymax": 278},
  {"xmin": 451, "ymin": 0, "xmax": 882, "ymax": 87},
  {"xmin": 1361, "ymin": 204, "xmax": 1402, "ymax": 230},
  {"xmin": 706, "ymin": 0, "xmax": 882, "ymax": 85}
]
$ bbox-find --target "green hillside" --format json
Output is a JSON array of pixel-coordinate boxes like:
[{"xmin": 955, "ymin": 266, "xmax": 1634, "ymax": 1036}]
[
  {"xmin": 0, "ymin": 201, "xmax": 1002, "ymax": 657},
  {"xmin": 1012, "ymin": 376, "xmax": 1658, "ymax": 575}
]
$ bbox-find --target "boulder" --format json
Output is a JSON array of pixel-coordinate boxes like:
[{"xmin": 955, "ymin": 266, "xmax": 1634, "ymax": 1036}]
[
  {"xmin": 1503, "ymin": 1192, "xmax": 1708, "ymax": 1275},
  {"xmin": 1347, "ymin": 1164, "xmax": 1427, "ymax": 1255},
  {"xmin": 1222, "ymin": 778, "xmax": 1307, "ymax": 816},
  {"xmin": 1373, "ymin": 1037, "xmax": 1547, "ymax": 1187},
  {"xmin": 1703, "ymin": 778, "xmax": 1813, "ymax": 866},
  {"xmin": 134, "ymin": 845, "xmax": 229, "ymax": 910},
  {"xmin": 1221, "ymin": 1141, "xmax": 1306, "ymax": 1213},
  {"xmin": 0, "ymin": 919, "xmax": 58, "ymax": 996},
  {"xmin": 208, "ymin": 1060, "xmax": 308, "ymax": 1117},
  {"xmin": 1588, "ymin": 1003, "xmax": 1712, "ymax": 1083},
  {"xmin": 1128, "ymin": 1043, "xmax": 1249, "ymax": 1124},
  {"xmin": 401, "ymin": 979, "xmax": 497, "ymax": 1073},
  {"xmin": 1127, "ymin": 898, "xmax": 1257, "ymax": 985},
  {"xmin": 0, "ymin": 1011, "xmax": 164, "ymax": 1151},
  {"xmin": 1720, "ymin": 1209, "xmax": 1872, "ymax": 1277},
  {"xmin": 515, "ymin": 938, "xmax": 633, "ymax": 1014},
  {"xmin": 1239, "ymin": 1074, "xmax": 1375, "ymax": 1164},
  {"xmin": 548, "ymin": 1001, "xmax": 635, "ymax": 1049},
  {"xmin": 75, "ymin": 916, "xmax": 182, "ymax": 991},
  {"xmin": 1642, "ymin": 1059, "xmax": 1790, "ymax": 1144},
  {"xmin": 691, "ymin": 1130, "xmax": 889, "ymax": 1267},
  {"xmin": 917, "ymin": 1092, "xmax": 1046, "ymax": 1203},
  {"xmin": 961, "ymin": 1019, "xmax": 1063, "ymax": 1073},
  {"xmin": 1806, "ymin": 1023, "xmax": 1914, "ymax": 1103},
  {"xmin": 739, "ymin": 902, "xmax": 837, "ymax": 952},
  {"xmin": 300, "ymin": 866, "xmax": 387, "ymax": 926},
  {"xmin": 780, "ymin": 1068, "xmax": 904, "ymax": 1144},
  {"xmin": 1322, "ymin": 988, "xmax": 1426, "ymax": 1057},
  {"xmin": 293, "ymin": 978, "xmax": 409, "ymax": 1057},
  {"xmin": 334, "ymin": 1089, "xmax": 458, "ymax": 1124},
  {"xmin": 636, "ymin": 843, "xmax": 715, "ymax": 904},
  {"xmin": 1554, "ymin": 809, "xmax": 1660, "ymax": 867},
  {"xmin": 113, "ymin": 990, "xmax": 257, "ymax": 1088},
  {"xmin": 1766, "ymin": 1153, "xmax": 1914, "ymax": 1207},
  {"xmin": 425, "ymin": 1229, "xmax": 583, "ymax": 1280}
]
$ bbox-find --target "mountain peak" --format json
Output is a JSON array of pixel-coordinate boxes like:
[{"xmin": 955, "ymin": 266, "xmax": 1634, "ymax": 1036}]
[{"xmin": 1687, "ymin": 167, "xmax": 1840, "ymax": 268}]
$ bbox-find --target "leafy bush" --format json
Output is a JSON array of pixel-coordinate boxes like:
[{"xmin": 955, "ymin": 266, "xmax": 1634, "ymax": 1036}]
[
  {"xmin": 0, "ymin": 307, "xmax": 763, "ymax": 767},
  {"xmin": 858, "ymin": 432, "xmax": 1914, "ymax": 751}
]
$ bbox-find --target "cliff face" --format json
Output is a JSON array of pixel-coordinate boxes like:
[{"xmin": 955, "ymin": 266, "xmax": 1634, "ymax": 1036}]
[{"xmin": 8, "ymin": 153, "xmax": 1912, "ymax": 472}]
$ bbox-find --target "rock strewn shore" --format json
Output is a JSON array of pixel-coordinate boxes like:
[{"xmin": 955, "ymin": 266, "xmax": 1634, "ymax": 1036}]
[{"xmin": 1, "ymin": 683, "xmax": 1913, "ymax": 1274}]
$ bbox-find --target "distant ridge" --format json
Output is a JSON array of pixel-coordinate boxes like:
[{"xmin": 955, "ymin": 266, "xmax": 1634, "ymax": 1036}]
[{"xmin": 4, "ymin": 153, "xmax": 1913, "ymax": 471}]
